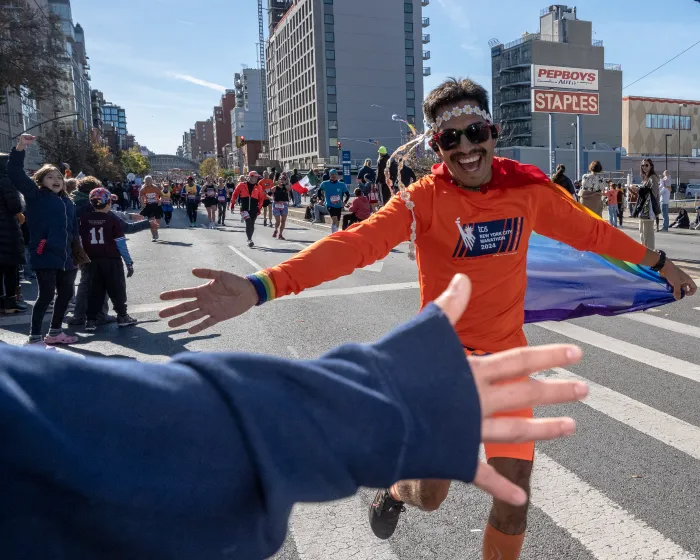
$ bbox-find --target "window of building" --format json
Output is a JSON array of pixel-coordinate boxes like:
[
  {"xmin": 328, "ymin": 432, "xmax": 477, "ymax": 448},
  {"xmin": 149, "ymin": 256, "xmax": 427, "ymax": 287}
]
[
  {"xmin": 328, "ymin": 103, "xmax": 337, "ymax": 112},
  {"xmin": 405, "ymin": 22, "xmax": 413, "ymax": 32},
  {"xmin": 329, "ymin": 120, "xmax": 338, "ymax": 130},
  {"xmin": 326, "ymin": 49, "xmax": 335, "ymax": 60},
  {"xmin": 326, "ymin": 67, "xmax": 336, "ymax": 78},
  {"xmin": 324, "ymin": 0, "xmax": 333, "ymax": 3},
  {"xmin": 407, "ymin": 106, "xmax": 416, "ymax": 116},
  {"xmin": 405, "ymin": 39, "xmax": 414, "ymax": 49},
  {"xmin": 406, "ymin": 90, "xmax": 415, "ymax": 100},
  {"xmin": 646, "ymin": 113, "xmax": 692, "ymax": 130},
  {"xmin": 404, "ymin": 2, "xmax": 413, "ymax": 13},
  {"xmin": 327, "ymin": 85, "xmax": 337, "ymax": 95},
  {"xmin": 324, "ymin": 14, "xmax": 334, "ymax": 24},
  {"xmin": 406, "ymin": 72, "xmax": 414, "ymax": 83},
  {"xmin": 325, "ymin": 32, "xmax": 335, "ymax": 42},
  {"xmin": 405, "ymin": 56, "xmax": 414, "ymax": 66},
  {"xmin": 329, "ymin": 137, "xmax": 338, "ymax": 147}
]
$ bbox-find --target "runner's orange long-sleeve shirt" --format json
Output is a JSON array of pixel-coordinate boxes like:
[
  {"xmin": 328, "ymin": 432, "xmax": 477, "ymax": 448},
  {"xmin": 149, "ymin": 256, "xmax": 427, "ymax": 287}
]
[{"xmin": 258, "ymin": 158, "xmax": 647, "ymax": 352}]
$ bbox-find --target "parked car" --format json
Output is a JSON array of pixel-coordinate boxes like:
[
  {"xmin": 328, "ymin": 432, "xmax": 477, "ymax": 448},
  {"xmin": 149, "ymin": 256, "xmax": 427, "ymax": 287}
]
[{"xmin": 686, "ymin": 184, "xmax": 700, "ymax": 199}]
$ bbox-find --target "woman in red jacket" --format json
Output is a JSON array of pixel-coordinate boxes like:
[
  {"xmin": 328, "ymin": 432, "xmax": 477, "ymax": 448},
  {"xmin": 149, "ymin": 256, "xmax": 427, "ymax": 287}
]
[{"xmin": 231, "ymin": 171, "xmax": 266, "ymax": 247}]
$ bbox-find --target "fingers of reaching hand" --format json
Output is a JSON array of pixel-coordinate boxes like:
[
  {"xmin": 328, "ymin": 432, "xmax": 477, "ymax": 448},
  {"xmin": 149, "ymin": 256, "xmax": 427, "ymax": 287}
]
[
  {"xmin": 481, "ymin": 378, "xmax": 588, "ymax": 416},
  {"xmin": 166, "ymin": 309, "xmax": 207, "ymax": 329},
  {"xmin": 482, "ymin": 416, "xmax": 576, "ymax": 444},
  {"xmin": 469, "ymin": 344, "xmax": 583, "ymax": 385},
  {"xmin": 159, "ymin": 299, "xmax": 201, "ymax": 320},
  {"xmin": 159, "ymin": 286, "xmax": 202, "ymax": 304},
  {"xmin": 433, "ymin": 274, "xmax": 472, "ymax": 326},
  {"xmin": 472, "ymin": 462, "xmax": 528, "ymax": 507},
  {"xmin": 192, "ymin": 268, "xmax": 222, "ymax": 280}
]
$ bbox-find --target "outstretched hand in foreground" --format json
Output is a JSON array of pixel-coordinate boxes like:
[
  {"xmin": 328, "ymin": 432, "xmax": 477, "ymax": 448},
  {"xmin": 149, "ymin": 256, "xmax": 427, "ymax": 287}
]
[{"xmin": 159, "ymin": 269, "xmax": 258, "ymax": 334}]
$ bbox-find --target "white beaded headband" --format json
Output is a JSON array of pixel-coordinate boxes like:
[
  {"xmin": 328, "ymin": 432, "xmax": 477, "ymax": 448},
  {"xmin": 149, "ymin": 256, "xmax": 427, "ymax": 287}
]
[{"xmin": 429, "ymin": 104, "xmax": 492, "ymax": 132}]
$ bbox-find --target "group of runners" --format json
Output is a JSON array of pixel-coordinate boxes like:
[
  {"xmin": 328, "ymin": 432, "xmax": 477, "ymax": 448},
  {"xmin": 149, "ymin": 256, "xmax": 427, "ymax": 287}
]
[{"xmin": 127, "ymin": 171, "xmax": 301, "ymax": 243}]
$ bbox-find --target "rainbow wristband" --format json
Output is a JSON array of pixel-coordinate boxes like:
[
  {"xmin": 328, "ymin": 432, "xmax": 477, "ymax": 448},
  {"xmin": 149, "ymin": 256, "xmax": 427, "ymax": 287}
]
[{"xmin": 246, "ymin": 272, "xmax": 276, "ymax": 306}]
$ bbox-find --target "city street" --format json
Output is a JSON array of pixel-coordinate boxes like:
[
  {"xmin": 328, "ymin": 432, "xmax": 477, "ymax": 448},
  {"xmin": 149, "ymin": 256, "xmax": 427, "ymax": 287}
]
[{"xmin": 2, "ymin": 205, "xmax": 699, "ymax": 560}]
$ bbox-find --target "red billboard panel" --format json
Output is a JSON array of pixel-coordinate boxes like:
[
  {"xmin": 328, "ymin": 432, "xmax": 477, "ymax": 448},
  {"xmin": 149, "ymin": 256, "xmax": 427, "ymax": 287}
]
[{"xmin": 531, "ymin": 89, "xmax": 599, "ymax": 115}]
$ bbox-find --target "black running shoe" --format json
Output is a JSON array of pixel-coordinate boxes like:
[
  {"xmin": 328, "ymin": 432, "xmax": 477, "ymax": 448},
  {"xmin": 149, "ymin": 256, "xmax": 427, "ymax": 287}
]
[{"xmin": 368, "ymin": 489, "xmax": 405, "ymax": 539}]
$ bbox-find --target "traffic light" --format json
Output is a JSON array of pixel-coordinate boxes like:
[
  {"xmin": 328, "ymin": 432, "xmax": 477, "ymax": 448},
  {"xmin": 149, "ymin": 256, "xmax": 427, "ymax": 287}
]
[
  {"xmin": 240, "ymin": 136, "xmax": 246, "ymax": 147},
  {"xmin": 337, "ymin": 140, "xmax": 342, "ymax": 150},
  {"xmin": 235, "ymin": 136, "xmax": 247, "ymax": 148}
]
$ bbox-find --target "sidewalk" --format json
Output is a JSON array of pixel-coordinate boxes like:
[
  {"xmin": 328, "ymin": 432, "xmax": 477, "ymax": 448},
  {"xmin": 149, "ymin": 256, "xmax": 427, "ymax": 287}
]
[{"xmin": 618, "ymin": 216, "xmax": 699, "ymax": 236}]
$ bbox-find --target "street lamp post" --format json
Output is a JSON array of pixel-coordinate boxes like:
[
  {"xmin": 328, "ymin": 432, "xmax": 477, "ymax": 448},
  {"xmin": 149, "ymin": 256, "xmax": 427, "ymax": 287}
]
[
  {"xmin": 664, "ymin": 133, "xmax": 673, "ymax": 174},
  {"xmin": 571, "ymin": 122, "xmax": 579, "ymax": 180},
  {"xmin": 677, "ymin": 103, "xmax": 687, "ymax": 191}
]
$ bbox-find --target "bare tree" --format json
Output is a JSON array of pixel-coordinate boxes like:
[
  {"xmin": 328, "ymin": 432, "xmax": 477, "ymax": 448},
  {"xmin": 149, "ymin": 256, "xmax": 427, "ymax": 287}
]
[{"xmin": 0, "ymin": 0, "xmax": 65, "ymax": 102}]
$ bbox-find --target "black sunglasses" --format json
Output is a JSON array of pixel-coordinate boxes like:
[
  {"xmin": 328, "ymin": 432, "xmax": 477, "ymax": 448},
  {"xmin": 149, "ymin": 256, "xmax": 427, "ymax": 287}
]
[{"xmin": 432, "ymin": 122, "xmax": 498, "ymax": 151}]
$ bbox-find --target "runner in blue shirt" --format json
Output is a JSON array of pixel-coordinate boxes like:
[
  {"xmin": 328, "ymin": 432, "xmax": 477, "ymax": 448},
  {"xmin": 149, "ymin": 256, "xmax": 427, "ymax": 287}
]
[{"xmin": 319, "ymin": 169, "xmax": 350, "ymax": 233}]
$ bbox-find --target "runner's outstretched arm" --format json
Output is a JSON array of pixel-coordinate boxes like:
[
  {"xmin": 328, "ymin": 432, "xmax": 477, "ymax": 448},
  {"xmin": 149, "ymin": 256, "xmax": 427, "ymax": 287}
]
[
  {"xmin": 160, "ymin": 181, "xmax": 434, "ymax": 333},
  {"xmin": 3, "ymin": 275, "xmax": 587, "ymax": 559},
  {"xmin": 532, "ymin": 182, "xmax": 697, "ymax": 299}
]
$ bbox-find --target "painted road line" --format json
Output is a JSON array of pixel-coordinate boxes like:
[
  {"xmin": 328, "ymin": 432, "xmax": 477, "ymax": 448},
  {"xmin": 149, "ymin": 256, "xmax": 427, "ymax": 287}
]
[
  {"xmin": 532, "ymin": 452, "xmax": 696, "ymax": 560},
  {"xmin": 228, "ymin": 245, "xmax": 264, "ymax": 270},
  {"xmin": 536, "ymin": 321, "xmax": 700, "ymax": 384},
  {"xmin": 360, "ymin": 260, "xmax": 385, "ymax": 273},
  {"xmin": 538, "ymin": 368, "xmax": 700, "ymax": 461},
  {"xmin": 290, "ymin": 496, "xmax": 401, "ymax": 560},
  {"xmin": 279, "ymin": 282, "xmax": 419, "ymax": 301},
  {"xmin": 623, "ymin": 312, "xmax": 700, "ymax": 339}
]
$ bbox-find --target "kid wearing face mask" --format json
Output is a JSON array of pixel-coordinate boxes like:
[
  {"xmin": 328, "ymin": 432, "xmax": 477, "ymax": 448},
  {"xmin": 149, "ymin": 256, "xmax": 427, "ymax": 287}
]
[{"xmin": 6, "ymin": 134, "xmax": 80, "ymax": 347}]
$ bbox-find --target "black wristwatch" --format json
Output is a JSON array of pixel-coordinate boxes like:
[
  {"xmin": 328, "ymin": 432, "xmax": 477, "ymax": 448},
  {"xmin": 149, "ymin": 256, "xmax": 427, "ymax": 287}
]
[{"xmin": 651, "ymin": 250, "xmax": 667, "ymax": 272}]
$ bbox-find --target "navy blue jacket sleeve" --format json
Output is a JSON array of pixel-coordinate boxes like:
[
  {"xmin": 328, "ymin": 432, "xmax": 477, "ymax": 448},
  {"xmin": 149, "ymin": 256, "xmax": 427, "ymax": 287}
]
[
  {"xmin": 6, "ymin": 148, "xmax": 39, "ymax": 201},
  {"xmin": 0, "ymin": 304, "xmax": 480, "ymax": 560}
]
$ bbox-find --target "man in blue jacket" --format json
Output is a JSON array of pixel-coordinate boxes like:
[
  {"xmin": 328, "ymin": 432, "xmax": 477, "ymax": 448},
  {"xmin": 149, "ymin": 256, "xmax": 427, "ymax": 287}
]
[{"xmin": 0, "ymin": 274, "xmax": 587, "ymax": 559}]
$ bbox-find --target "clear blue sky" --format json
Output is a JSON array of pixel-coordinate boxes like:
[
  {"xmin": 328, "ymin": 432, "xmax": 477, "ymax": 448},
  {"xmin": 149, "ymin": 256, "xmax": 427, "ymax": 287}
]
[{"xmin": 71, "ymin": 0, "xmax": 700, "ymax": 154}]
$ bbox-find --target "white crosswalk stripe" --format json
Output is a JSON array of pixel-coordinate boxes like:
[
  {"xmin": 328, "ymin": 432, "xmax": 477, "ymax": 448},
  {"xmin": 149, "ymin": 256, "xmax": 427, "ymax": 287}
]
[
  {"xmin": 623, "ymin": 312, "xmax": 700, "ymax": 339},
  {"xmin": 531, "ymin": 452, "xmax": 696, "ymax": 560},
  {"xmin": 537, "ymin": 368, "xmax": 700, "ymax": 461},
  {"xmin": 536, "ymin": 321, "xmax": 700, "ymax": 383}
]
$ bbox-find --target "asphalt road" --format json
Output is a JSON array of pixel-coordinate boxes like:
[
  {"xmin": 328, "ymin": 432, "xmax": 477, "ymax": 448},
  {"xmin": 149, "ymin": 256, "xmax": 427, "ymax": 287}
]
[{"xmin": 2, "ymin": 204, "xmax": 699, "ymax": 560}]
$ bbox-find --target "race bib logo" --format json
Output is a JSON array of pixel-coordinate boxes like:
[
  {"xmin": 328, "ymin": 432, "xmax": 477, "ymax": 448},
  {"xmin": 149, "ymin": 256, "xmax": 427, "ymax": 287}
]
[{"xmin": 453, "ymin": 217, "xmax": 523, "ymax": 258}]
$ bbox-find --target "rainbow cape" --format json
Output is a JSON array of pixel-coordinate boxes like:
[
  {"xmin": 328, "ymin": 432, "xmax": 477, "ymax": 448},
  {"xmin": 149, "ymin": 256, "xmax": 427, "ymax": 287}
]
[{"xmin": 524, "ymin": 227, "xmax": 675, "ymax": 324}]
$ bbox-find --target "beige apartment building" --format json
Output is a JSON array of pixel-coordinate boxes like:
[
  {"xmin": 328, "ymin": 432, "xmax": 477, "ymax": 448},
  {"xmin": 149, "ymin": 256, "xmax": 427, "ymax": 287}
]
[{"xmin": 622, "ymin": 96, "xmax": 700, "ymax": 157}]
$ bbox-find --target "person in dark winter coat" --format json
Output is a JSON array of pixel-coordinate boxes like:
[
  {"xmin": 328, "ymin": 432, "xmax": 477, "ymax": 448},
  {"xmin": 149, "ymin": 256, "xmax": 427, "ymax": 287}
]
[
  {"xmin": 357, "ymin": 159, "xmax": 376, "ymax": 182},
  {"xmin": 551, "ymin": 164, "xmax": 576, "ymax": 199},
  {"xmin": 6, "ymin": 134, "xmax": 79, "ymax": 347},
  {"xmin": 0, "ymin": 153, "xmax": 26, "ymax": 314},
  {"xmin": 399, "ymin": 160, "xmax": 417, "ymax": 188},
  {"xmin": 377, "ymin": 147, "xmax": 391, "ymax": 205}
]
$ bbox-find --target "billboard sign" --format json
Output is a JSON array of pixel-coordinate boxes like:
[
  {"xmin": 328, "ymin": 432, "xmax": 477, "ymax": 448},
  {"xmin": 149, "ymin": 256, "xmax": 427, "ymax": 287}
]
[
  {"xmin": 532, "ymin": 65, "xmax": 599, "ymax": 91},
  {"xmin": 532, "ymin": 89, "xmax": 600, "ymax": 115}
]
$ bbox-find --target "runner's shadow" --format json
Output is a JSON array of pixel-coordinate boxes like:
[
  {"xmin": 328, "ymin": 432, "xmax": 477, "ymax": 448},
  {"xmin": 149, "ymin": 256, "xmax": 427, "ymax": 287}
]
[
  {"xmin": 156, "ymin": 241, "xmax": 193, "ymax": 247},
  {"xmin": 254, "ymin": 247, "xmax": 299, "ymax": 254},
  {"xmin": 282, "ymin": 239, "xmax": 312, "ymax": 244},
  {"xmin": 77, "ymin": 324, "xmax": 221, "ymax": 358}
]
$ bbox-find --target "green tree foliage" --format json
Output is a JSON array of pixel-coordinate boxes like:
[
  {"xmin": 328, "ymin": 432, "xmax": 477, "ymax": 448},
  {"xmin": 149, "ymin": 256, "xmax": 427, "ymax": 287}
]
[
  {"xmin": 199, "ymin": 157, "xmax": 218, "ymax": 179},
  {"xmin": 119, "ymin": 148, "xmax": 151, "ymax": 177}
]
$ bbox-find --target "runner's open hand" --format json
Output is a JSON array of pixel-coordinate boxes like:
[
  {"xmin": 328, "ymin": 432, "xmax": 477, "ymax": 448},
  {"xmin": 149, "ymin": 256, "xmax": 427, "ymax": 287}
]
[
  {"xmin": 159, "ymin": 269, "xmax": 258, "ymax": 334},
  {"xmin": 434, "ymin": 274, "xmax": 588, "ymax": 507}
]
